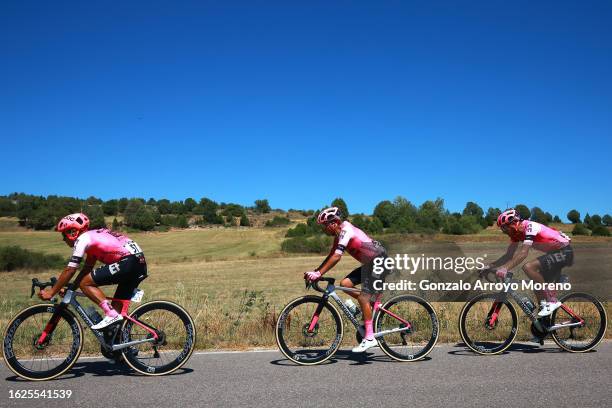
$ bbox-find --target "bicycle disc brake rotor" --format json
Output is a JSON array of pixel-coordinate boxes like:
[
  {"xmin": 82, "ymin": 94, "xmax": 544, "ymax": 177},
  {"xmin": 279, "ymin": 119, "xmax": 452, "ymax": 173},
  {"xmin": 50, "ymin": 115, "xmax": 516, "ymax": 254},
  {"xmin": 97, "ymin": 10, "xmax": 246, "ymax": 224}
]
[
  {"xmin": 302, "ymin": 323, "xmax": 319, "ymax": 338},
  {"xmin": 31, "ymin": 335, "xmax": 50, "ymax": 350}
]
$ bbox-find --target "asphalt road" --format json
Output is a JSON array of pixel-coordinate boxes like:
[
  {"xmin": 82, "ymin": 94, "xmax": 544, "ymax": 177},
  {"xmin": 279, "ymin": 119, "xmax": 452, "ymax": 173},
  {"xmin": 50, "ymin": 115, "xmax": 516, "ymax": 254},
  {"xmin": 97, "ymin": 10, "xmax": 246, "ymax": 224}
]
[{"xmin": 2, "ymin": 342, "xmax": 611, "ymax": 408}]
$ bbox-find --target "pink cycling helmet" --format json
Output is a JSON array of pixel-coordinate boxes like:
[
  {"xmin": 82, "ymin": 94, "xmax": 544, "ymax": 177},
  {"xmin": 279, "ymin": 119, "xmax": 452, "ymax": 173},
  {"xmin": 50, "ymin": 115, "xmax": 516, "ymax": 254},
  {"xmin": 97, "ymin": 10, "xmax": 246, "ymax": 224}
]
[
  {"xmin": 56, "ymin": 213, "xmax": 90, "ymax": 241},
  {"xmin": 497, "ymin": 209, "xmax": 520, "ymax": 227},
  {"xmin": 317, "ymin": 207, "xmax": 343, "ymax": 225}
]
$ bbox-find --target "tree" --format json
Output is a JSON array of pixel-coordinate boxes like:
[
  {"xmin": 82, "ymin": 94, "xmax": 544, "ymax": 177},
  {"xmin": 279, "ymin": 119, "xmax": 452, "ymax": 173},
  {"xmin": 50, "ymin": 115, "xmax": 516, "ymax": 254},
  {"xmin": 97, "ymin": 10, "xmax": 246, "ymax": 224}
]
[
  {"xmin": 373, "ymin": 200, "xmax": 396, "ymax": 228},
  {"xmin": 170, "ymin": 201, "xmax": 186, "ymax": 214},
  {"xmin": 136, "ymin": 208, "xmax": 156, "ymax": 230},
  {"xmin": 463, "ymin": 202, "xmax": 486, "ymax": 227},
  {"xmin": 553, "ymin": 215, "xmax": 561, "ymax": 223},
  {"xmin": 102, "ymin": 199, "xmax": 118, "ymax": 216},
  {"xmin": 415, "ymin": 199, "xmax": 445, "ymax": 232},
  {"xmin": 117, "ymin": 198, "xmax": 129, "ymax": 213},
  {"xmin": 331, "ymin": 198, "xmax": 349, "ymax": 219},
  {"xmin": 530, "ymin": 207, "xmax": 549, "ymax": 225},
  {"xmin": 157, "ymin": 199, "xmax": 171, "ymax": 215},
  {"xmin": 240, "ymin": 213, "xmax": 250, "ymax": 227},
  {"xmin": 124, "ymin": 199, "xmax": 143, "ymax": 223},
  {"xmin": 567, "ymin": 209, "xmax": 581, "ymax": 224},
  {"xmin": 603, "ymin": 214, "xmax": 612, "ymax": 227},
  {"xmin": 485, "ymin": 207, "xmax": 502, "ymax": 226},
  {"xmin": 86, "ymin": 196, "xmax": 103, "ymax": 206},
  {"xmin": 583, "ymin": 213, "xmax": 592, "ymax": 228},
  {"xmin": 590, "ymin": 214, "xmax": 602, "ymax": 227},
  {"xmin": 254, "ymin": 199, "xmax": 271, "ymax": 213},
  {"xmin": 184, "ymin": 198, "xmax": 197, "ymax": 212},
  {"xmin": 0, "ymin": 197, "xmax": 17, "ymax": 216},
  {"xmin": 86, "ymin": 205, "xmax": 106, "ymax": 229},
  {"xmin": 112, "ymin": 218, "xmax": 120, "ymax": 230},
  {"xmin": 147, "ymin": 198, "xmax": 157, "ymax": 206},
  {"xmin": 514, "ymin": 204, "xmax": 530, "ymax": 220},
  {"xmin": 463, "ymin": 202, "xmax": 484, "ymax": 218}
]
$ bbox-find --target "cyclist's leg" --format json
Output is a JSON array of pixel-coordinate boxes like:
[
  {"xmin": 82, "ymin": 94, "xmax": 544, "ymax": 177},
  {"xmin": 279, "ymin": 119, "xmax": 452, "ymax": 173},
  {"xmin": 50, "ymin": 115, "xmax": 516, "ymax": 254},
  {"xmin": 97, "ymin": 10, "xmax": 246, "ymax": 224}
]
[
  {"xmin": 341, "ymin": 267, "xmax": 362, "ymax": 300},
  {"xmin": 112, "ymin": 258, "xmax": 148, "ymax": 308},
  {"xmin": 522, "ymin": 259, "xmax": 546, "ymax": 302},
  {"xmin": 79, "ymin": 273, "xmax": 107, "ymax": 305}
]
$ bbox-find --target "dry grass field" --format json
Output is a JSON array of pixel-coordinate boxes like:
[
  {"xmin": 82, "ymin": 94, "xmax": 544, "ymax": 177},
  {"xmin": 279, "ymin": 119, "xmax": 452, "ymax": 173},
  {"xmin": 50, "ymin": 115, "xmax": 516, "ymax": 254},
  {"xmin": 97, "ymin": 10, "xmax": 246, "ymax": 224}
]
[{"xmin": 1, "ymin": 218, "xmax": 610, "ymax": 355}]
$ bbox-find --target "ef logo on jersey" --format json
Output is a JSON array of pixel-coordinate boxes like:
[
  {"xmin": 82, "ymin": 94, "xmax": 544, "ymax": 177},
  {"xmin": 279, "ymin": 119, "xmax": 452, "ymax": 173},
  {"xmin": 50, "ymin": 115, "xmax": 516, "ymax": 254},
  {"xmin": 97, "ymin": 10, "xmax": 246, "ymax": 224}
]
[{"xmin": 109, "ymin": 263, "xmax": 121, "ymax": 275}]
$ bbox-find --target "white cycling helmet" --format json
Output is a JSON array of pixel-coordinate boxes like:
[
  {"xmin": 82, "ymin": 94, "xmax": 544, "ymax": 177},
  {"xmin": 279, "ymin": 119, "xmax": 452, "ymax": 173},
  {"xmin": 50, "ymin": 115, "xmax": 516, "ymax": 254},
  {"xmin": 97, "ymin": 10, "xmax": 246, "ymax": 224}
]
[{"xmin": 317, "ymin": 207, "xmax": 343, "ymax": 225}]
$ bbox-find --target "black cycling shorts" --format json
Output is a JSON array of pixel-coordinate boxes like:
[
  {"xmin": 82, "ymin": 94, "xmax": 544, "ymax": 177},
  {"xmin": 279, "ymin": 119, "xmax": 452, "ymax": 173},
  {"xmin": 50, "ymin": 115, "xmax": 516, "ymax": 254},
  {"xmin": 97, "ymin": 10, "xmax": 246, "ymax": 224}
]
[
  {"xmin": 537, "ymin": 245, "xmax": 573, "ymax": 282},
  {"xmin": 91, "ymin": 254, "xmax": 148, "ymax": 299},
  {"xmin": 345, "ymin": 254, "xmax": 389, "ymax": 295}
]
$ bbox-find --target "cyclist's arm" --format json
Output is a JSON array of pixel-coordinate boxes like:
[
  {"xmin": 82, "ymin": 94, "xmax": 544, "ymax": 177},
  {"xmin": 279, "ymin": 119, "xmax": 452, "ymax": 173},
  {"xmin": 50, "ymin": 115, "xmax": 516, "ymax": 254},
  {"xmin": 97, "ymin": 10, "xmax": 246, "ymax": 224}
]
[
  {"xmin": 489, "ymin": 242, "xmax": 518, "ymax": 267},
  {"xmin": 316, "ymin": 253, "xmax": 342, "ymax": 275},
  {"xmin": 498, "ymin": 242, "xmax": 531, "ymax": 271}
]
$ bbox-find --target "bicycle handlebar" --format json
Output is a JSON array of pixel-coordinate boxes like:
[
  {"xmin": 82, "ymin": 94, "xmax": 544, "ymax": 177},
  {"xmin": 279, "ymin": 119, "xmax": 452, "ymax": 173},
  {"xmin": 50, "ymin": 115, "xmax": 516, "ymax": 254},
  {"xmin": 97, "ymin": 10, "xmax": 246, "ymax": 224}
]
[
  {"xmin": 478, "ymin": 269, "xmax": 513, "ymax": 284},
  {"xmin": 306, "ymin": 277, "xmax": 335, "ymax": 293},
  {"xmin": 30, "ymin": 277, "xmax": 57, "ymax": 298}
]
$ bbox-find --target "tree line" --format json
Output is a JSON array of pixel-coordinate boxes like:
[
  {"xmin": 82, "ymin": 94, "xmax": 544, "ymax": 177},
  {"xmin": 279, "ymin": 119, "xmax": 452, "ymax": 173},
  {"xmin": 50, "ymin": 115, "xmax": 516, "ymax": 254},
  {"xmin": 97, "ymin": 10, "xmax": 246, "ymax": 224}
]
[
  {"xmin": 0, "ymin": 193, "xmax": 609, "ymax": 236},
  {"xmin": 0, "ymin": 193, "xmax": 275, "ymax": 231}
]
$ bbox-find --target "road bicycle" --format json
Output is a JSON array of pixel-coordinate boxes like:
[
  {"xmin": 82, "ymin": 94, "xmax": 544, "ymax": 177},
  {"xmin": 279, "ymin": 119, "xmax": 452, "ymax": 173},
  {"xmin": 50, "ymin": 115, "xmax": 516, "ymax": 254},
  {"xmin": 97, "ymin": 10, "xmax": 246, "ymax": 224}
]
[
  {"xmin": 3, "ymin": 272, "xmax": 196, "ymax": 381},
  {"xmin": 275, "ymin": 277, "xmax": 439, "ymax": 365},
  {"xmin": 458, "ymin": 270, "xmax": 607, "ymax": 355}
]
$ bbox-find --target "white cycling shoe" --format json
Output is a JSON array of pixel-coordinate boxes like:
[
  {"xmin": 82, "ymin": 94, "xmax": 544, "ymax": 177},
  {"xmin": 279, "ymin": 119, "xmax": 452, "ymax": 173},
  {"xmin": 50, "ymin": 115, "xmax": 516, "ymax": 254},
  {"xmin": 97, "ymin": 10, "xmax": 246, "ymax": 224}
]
[
  {"xmin": 352, "ymin": 338, "xmax": 378, "ymax": 353},
  {"xmin": 537, "ymin": 301, "xmax": 562, "ymax": 317},
  {"xmin": 92, "ymin": 314, "xmax": 123, "ymax": 330}
]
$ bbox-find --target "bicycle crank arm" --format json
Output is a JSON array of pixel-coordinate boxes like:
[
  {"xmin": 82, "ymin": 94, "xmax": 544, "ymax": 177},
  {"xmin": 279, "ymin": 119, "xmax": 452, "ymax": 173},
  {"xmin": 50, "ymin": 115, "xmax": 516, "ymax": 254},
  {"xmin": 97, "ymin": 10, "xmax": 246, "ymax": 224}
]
[
  {"xmin": 374, "ymin": 326, "xmax": 411, "ymax": 338},
  {"xmin": 111, "ymin": 338, "xmax": 155, "ymax": 351},
  {"xmin": 547, "ymin": 322, "xmax": 584, "ymax": 332}
]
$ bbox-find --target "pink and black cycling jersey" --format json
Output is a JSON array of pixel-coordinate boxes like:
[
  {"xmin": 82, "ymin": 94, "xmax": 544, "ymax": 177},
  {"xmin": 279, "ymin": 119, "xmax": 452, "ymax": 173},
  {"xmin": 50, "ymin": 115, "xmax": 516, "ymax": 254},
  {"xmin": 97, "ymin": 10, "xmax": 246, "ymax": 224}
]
[
  {"xmin": 67, "ymin": 229, "xmax": 143, "ymax": 267},
  {"xmin": 510, "ymin": 220, "xmax": 571, "ymax": 252},
  {"xmin": 332, "ymin": 221, "xmax": 385, "ymax": 264}
]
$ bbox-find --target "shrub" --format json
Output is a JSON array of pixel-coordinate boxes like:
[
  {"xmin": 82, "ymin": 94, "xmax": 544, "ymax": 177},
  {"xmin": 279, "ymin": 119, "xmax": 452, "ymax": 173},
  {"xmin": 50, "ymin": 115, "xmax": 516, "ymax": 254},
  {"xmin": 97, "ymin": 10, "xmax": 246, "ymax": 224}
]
[
  {"xmin": 281, "ymin": 235, "xmax": 332, "ymax": 254},
  {"xmin": 0, "ymin": 246, "xmax": 65, "ymax": 272},
  {"xmin": 571, "ymin": 224, "xmax": 590, "ymax": 236},
  {"xmin": 591, "ymin": 225, "xmax": 610, "ymax": 237},
  {"xmin": 265, "ymin": 216, "xmax": 291, "ymax": 227},
  {"xmin": 240, "ymin": 214, "xmax": 250, "ymax": 226}
]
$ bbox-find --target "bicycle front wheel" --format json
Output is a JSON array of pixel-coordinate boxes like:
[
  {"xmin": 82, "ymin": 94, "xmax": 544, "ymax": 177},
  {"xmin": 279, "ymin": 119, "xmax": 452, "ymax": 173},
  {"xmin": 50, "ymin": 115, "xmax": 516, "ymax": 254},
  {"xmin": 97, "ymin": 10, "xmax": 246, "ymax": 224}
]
[
  {"xmin": 459, "ymin": 293, "xmax": 518, "ymax": 355},
  {"xmin": 2, "ymin": 304, "xmax": 83, "ymax": 381},
  {"xmin": 121, "ymin": 300, "xmax": 196, "ymax": 376},
  {"xmin": 551, "ymin": 292, "xmax": 607, "ymax": 352},
  {"xmin": 275, "ymin": 295, "xmax": 343, "ymax": 365},
  {"xmin": 375, "ymin": 295, "xmax": 439, "ymax": 361}
]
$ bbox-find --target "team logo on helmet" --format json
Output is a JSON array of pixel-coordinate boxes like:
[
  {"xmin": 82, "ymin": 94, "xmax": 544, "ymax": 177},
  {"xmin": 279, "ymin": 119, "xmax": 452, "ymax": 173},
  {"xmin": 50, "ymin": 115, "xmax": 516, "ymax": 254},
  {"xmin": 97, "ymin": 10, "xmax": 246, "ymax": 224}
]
[{"xmin": 56, "ymin": 213, "xmax": 90, "ymax": 241}]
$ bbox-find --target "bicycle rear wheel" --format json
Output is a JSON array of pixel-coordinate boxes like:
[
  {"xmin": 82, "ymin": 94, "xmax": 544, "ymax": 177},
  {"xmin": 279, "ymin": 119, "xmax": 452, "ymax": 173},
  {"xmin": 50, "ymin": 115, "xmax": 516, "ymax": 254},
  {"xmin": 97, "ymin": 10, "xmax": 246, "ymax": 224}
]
[
  {"xmin": 3, "ymin": 304, "xmax": 83, "ymax": 381},
  {"xmin": 121, "ymin": 301, "xmax": 196, "ymax": 376},
  {"xmin": 275, "ymin": 295, "xmax": 343, "ymax": 365},
  {"xmin": 375, "ymin": 295, "xmax": 439, "ymax": 361},
  {"xmin": 459, "ymin": 293, "xmax": 518, "ymax": 355},
  {"xmin": 551, "ymin": 292, "xmax": 607, "ymax": 352}
]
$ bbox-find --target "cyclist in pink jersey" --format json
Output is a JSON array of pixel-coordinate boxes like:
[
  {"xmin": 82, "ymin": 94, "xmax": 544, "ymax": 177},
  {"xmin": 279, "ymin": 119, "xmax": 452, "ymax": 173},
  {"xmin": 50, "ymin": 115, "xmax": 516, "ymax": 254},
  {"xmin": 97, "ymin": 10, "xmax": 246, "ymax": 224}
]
[
  {"xmin": 488, "ymin": 209, "xmax": 573, "ymax": 317},
  {"xmin": 38, "ymin": 213, "xmax": 148, "ymax": 329},
  {"xmin": 304, "ymin": 207, "xmax": 388, "ymax": 353}
]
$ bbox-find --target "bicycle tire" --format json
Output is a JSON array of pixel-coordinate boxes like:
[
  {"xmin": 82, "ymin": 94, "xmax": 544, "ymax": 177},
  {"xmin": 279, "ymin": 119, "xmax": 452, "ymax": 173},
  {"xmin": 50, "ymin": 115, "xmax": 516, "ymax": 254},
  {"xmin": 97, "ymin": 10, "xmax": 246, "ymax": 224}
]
[
  {"xmin": 275, "ymin": 295, "xmax": 343, "ymax": 365},
  {"xmin": 121, "ymin": 300, "xmax": 196, "ymax": 376},
  {"xmin": 459, "ymin": 293, "xmax": 518, "ymax": 355},
  {"xmin": 375, "ymin": 295, "xmax": 439, "ymax": 361},
  {"xmin": 3, "ymin": 304, "xmax": 83, "ymax": 381},
  {"xmin": 551, "ymin": 292, "xmax": 607, "ymax": 353}
]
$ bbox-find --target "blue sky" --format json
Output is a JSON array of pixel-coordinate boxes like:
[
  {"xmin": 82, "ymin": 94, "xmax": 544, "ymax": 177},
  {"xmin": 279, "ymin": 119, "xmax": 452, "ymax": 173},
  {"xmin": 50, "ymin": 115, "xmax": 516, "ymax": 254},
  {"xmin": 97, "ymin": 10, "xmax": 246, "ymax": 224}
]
[{"xmin": 1, "ymin": 1, "xmax": 610, "ymax": 218}]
